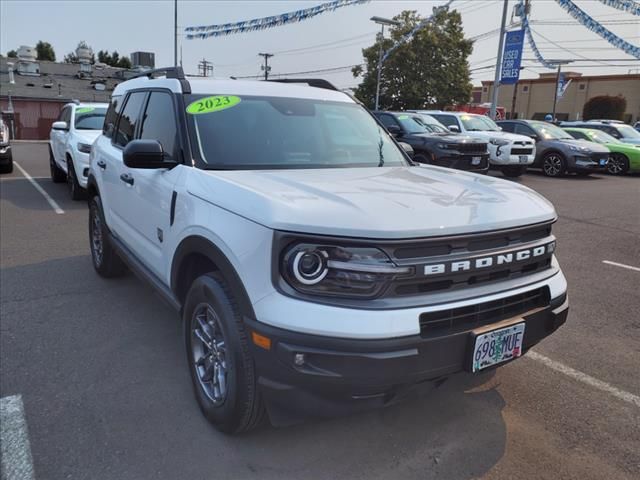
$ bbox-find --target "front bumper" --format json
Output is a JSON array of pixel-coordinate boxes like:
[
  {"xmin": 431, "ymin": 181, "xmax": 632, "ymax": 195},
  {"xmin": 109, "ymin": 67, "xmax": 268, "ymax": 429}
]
[
  {"xmin": 0, "ymin": 143, "xmax": 11, "ymax": 163},
  {"xmin": 72, "ymin": 151, "xmax": 90, "ymax": 188},
  {"xmin": 569, "ymin": 154, "xmax": 608, "ymax": 173},
  {"xmin": 247, "ymin": 289, "xmax": 568, "ymax": 425},
  {"xmin": 430, "ymin": 150, "xmax": 490, "ymax": 173},
  {"xmin": 489, "ymin": 144, "xmax": 535, "ymax": 166}
]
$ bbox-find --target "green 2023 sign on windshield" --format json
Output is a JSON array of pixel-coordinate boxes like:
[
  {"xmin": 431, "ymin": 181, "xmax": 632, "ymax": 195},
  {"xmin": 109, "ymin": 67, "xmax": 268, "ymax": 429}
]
[{"xmin": 186, "ymin": 95, "xmax": 241, "ymax": 115}]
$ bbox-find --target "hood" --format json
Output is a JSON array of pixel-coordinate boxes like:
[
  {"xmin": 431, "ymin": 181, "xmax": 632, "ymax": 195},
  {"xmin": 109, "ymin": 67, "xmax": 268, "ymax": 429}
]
[
  {"xmin": 547, "ymin": 138, "xmax": 611, "ymax": 153},
  {"xmin": 463, "ymin": 130, "xmax": 533, "ymax": 143},
  {"xmin": 410, "ymin": 133, "xmax": 485, "ymax": 144},
  {"xmin": 619, "ymin": 138, "xmax": 640, "ymax": 146},
  {"xmin": 186, "ymin": 166, "xmax": 556, "ymax": 239},
  {"xmin": 75, "ymin": 130, "xmax": 102, "ymax": 144}
]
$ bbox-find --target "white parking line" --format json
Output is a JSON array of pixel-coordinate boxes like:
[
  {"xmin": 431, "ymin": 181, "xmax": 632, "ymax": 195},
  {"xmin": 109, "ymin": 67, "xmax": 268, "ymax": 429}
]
[
  {"xmin": 13, "ymin": 161, "xmax": 64, "ymax": 214},
  {"xmin": 0, "ymin": 395, "xmax": 36, "ymax": 480},
  {"xmin": 527, "ymin": 351, "xmax": 640, "ymax": 408},
  {"xmin": 602, "ymin": 260, "xmax": 640, "ymax": 272}
]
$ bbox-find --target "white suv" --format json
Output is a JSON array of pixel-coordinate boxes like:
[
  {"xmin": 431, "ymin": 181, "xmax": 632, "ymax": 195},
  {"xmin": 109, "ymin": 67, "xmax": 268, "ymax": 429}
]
[
  {"xmin": 88, "ymin": 68, "xmax": 568, "ymax": 433},
  {"xmin": 49, "ymin": 102, "xmax": 108, "ymax": 199},
  {"xmin": 415, "ymin": 111, "xmax": 536, "ymax": 177}
]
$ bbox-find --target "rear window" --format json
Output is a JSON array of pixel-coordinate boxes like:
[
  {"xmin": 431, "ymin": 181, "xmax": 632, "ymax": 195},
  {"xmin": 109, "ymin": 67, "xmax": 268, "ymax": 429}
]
[{"xmin": 186, "ymin": 95, "xmax": 408, "ymax": 170}]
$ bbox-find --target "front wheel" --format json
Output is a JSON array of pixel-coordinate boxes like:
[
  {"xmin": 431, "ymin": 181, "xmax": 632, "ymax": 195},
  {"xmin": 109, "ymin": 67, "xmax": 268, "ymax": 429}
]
[
  {"xmin": 67, "ymin": 158, "xmax": 85, "ymax": 200},
  {"xmin": 607, "ymin": 153, "xmax": 629, "ymax": 175},
  {"xmin": 49, "ymin": 148, "xmax": 66, "ymax": 183},
  {"xmin": 89, "ymin": 195, "xmax": 126, "ymax": 278},
  {"xmin": 184, "ymin": 274, "xmax": 265, "ymax": 434},
  {"xmin": 542, "ymin": 153, "xmax": 566, "ymax": 177},
  {"xmin": 501, "ymin": 165, "xmax": 526, "ymax": 177}
]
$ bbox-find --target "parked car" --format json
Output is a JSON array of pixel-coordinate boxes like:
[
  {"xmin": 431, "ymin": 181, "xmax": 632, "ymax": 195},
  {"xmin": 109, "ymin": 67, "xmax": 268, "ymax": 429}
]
[
  {"xmin": 373, "ymin": 111, "xmax": 489, "ymax": 173},
  {"xmin": 0, "ymin": 118, "xmax": 12, "ymax": 174},
  {"xmin": 498, "ymin": 120, "xmax": 609, "ymax": 177},
  {"xmin": 560, "ymin": 121, "xmax": 640, "ymax": 146},
  {"xmin": 413, "ymin": 111, "xmax": 535, "ymax": 177},
  {"xmin": 49, "ymin": 102, "xmax": 108, "ymax": 199},
  {"xmin": 564, "ymin": 127, "xmax": 640, "ymax": 175},
  {"xmin": 88, "ymin": 68, "xmax": 568, "ymax": 433},
  {"xmin": 634, "ymin": 121, "xmax": 640, "ymax": 132}
]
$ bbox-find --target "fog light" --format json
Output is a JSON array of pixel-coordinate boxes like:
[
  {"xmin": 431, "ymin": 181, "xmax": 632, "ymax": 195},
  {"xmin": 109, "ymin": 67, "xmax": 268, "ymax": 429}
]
[{"xmin": 294, "ymin": 353, "xmax": 305, "ymax": 366}]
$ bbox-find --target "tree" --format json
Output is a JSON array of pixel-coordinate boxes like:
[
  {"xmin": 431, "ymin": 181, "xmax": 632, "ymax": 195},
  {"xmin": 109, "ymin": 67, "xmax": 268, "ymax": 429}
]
[
  {"xmin": 64, "ymin": 52, "xmax": 78, "ymax": 63},
  {"xmin": 35, "ymin": 41, "xmax": 56, "ymax": 61},
  {"xmin": 96, "ymin": 49, "xmax": 131, "ymax": 69},
  {"xmin": 352, "ymin": 9, "xmax": 473, "ymax": 110},
  {"xmin": 7, "ymin": 50, "xmax": 17, "ymax": 58},
  {"xmin": 583, "ymin": 95, "xmax": 626, "ymax": 121}
]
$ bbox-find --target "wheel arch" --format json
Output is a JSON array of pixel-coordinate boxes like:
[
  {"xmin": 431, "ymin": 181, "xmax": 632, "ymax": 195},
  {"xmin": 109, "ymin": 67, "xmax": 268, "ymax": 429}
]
[
  {"xmin": 86, "ymin": 173, "xmax": 100, "ymax": 199},
  {"xmin": 171, "ymin": 236, "xmax": 256, "ymax": 320}
]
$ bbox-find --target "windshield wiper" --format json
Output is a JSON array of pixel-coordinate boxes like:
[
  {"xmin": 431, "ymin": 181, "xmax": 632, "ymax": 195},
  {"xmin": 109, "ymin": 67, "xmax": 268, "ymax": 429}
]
[{"xmin": 378, "ymin": 137, "xmax": 384, "ymax": 167}]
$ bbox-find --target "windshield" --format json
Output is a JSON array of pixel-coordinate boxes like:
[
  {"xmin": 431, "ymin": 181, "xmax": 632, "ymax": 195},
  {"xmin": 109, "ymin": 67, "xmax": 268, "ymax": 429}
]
[
  {"xmin": 583, "ymin": 130, "xmax": 621, "ymax": 144},
  {"xmin": 187, "ymin": 95, "xmax": 408, "ymax": 169},
  {"xmin": 74, "ymin": 107, "xmax": 107, "ymax": 130},
  {"xmin": 460, "ymin": 115, "xmax": 500, "ymax": 132},
  {"xmin": 530, "ymin": 121, "xmax": 573, "ymax": 140},
  {"xmin": 395, "ymin": 114, "xmax": 429, "ymax": 134},
  {"xmin": 412, "ymin": 115, "xmax": 449, "ymax": 133},
  {"xmin": 616, "ymin": 124, "xmax": 640, "ymax": 139}
]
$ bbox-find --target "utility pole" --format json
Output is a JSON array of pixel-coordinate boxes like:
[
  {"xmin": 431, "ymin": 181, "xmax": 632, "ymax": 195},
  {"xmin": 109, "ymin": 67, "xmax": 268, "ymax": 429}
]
[
  {"xmin": 174, "ymin": 0, "xmax": 178, "ymax": 67},
  {"xmin": 259, "ymin": 53, "xmax": 273, "ymax": 80},
  {"xmin": 197, "ymin": 58, "xmax": 213, "ymax": 77},
  {"xmin": 370, "ymin": 16, "xmax": 401, "ymax": 111},
  {"xmin": 490, "ymin": 0, "xmax": 510, "ymax": 120}
]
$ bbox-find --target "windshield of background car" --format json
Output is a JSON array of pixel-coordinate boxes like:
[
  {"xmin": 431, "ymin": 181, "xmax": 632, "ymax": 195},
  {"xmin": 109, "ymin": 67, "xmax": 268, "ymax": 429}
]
[
  {"xmin": 615, "ymin": 124, "xmax": 640, "ymax": 139},
  {"xmin": 186, "ymin": 95, "xmax": 408, "ymax": 169},
  {"xmin": 584, "ymin": 130, "xmax": 621, "ymax": 144},
  {"xmin": 395, "ymin": 114, "xmax": 429, "ymax": 134},
  {"xmin": 74, "ymin": 107, "xmax": 107, "ymax": 130},
  {"xmin": 460, "ymin": 115, "xmax": 500, "ymax": 131},
  {"xmin": 530, "ymin": 121, "xmax": 573, "ymax": 140}
]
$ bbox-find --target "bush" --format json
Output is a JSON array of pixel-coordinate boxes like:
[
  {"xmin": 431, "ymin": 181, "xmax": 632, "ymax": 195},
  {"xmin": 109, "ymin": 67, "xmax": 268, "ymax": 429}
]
[{"xmin": 583, "ymin": 95, "xmax": 626, "ymax": 121}]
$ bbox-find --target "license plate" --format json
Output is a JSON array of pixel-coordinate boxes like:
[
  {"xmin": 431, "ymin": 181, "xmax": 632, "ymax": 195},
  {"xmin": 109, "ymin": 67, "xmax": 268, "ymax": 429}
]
[
  {"xmin": 471, "ymin": 157, "xmax": 481, "ymax": 165},
  {"xmin": 471, "ymin": 322, "xmax": 525, "ymax": 372},
  {"xmin": 519, "ymin": 155, "xmax": 529, "ymax": 163},
  {"xmin": 599, "ymin": 158, "xmax": 607, "ymax": 166}
]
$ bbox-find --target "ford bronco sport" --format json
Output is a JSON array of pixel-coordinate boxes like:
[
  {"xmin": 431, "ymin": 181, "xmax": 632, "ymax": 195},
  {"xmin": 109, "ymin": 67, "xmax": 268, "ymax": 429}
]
[{"xmin": 88, "ymin": 68, "xmax": 568, "ymax": 433}]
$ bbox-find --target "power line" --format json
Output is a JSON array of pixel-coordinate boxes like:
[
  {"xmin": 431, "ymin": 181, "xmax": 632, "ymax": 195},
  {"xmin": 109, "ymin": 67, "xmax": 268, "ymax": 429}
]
[
  {"xmin": 235, "ymin": 63, "xmax": 363, "ymax": 79},
  {"xmin": 273, "ymin": 31, "xmax": 376, "ymax": 55}
]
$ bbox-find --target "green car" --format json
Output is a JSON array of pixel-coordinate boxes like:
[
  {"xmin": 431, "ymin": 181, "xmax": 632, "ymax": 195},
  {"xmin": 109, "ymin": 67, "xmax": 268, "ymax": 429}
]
[{"xmin": 564, "ymin": 127, "xmax": 640, "ymax": 175}]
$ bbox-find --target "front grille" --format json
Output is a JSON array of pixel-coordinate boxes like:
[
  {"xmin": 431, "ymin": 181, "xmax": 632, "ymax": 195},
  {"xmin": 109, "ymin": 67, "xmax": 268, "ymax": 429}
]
[
  {"xmin": 511, "ymin": 148, "xmax": 533, "ymax": 155},
  {"xmin": 419, "ymin": 287, "xmax": 550, "ymax": 337},
  {"xmin": 448, "ymin": 143, "xmax": 487, "ymax": 153}
]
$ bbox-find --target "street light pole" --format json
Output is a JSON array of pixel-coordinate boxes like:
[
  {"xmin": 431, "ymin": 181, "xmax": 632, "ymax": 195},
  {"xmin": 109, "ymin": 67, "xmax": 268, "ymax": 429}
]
[
  {"xmin": 174, "ymin": 0, "xmax": 178, "ymax": 67},
  {"xmin": 489, "ymin": 0, "xmax": 510, "ymax": 120},
  {"xmin": 370, "ymin": 16, "xmax": 401, "ymax": 111}
]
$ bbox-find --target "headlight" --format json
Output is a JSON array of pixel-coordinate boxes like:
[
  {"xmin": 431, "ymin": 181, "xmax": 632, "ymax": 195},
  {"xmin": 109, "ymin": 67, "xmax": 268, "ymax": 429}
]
[
  {"xmin": 489, "ymin": 138, "xmax": 509, "ymax": 146},
  {"xmin": 282, "ymin": 243, "xmax": 412, "ymax": 298},
  {"xmin": 436, "ymin": 143, "xmax": 446, "ymax": 149},
  {"xmin": 77, "ymin": 142, "xmax": 92, "ymax": 154},
  {"xmin": 568, "ymin": 144, "xmax": 590, "ymax": 153}
]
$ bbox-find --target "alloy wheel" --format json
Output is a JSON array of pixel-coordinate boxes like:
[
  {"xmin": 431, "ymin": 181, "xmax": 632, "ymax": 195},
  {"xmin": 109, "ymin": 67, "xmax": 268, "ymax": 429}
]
[
  {"xmin": 191, "ymin": 304, "xmax": 228, "ymax": 406},
  {"xmin": 607, "ymin": 154, "xmax": 626, "ymax": 175},
  {"xmin": 543, "ymin": 154, "xmax": 563, "ymax": 176}
]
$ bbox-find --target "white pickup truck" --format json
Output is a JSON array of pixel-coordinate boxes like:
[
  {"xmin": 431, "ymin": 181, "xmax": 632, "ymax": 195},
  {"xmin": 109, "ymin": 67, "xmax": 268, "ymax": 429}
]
[{"xmin": 87, "ymin": 69, "xmax": 568, "ymax": 433}]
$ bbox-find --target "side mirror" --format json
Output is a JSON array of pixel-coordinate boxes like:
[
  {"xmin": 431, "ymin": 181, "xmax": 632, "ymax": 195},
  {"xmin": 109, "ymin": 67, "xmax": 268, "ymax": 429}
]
[
  {"xmin": 52, "ymin": 121, "xmax": 68, "ymax": 131},
  {"xmin": 387, "ymin": 124, "xmax": 402, "ymax": 136},
  {"xmin": 448, "ymin": 125, "xmax": 460, "ymax": 133},
  {"xmin": 529, "ymin": 134, "xmax": 539, "ymax": 141},
  {"xmin": 123, "ymin": 140, "xmax": 177, "ymax": 169},
  {"xmin": 398, "ymin": 142, "xmax": 414, "ymax": 159}
]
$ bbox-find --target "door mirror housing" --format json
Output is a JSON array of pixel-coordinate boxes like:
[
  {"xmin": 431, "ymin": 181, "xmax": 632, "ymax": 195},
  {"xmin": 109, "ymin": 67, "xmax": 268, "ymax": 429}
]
[
  {"xmin": 387, "ymin": 124, "xmax": 402, "ymax": 136},
  {"xmin": 52, "ymin": 121, "xmax": 68, "ymax": 131},
  {"xmin": 448, "ymin": 125, "xmax": 460, "ymax": 133},
  {"xmin": 123, "ymin": 140, "xmax": 178, "ymax": 169},
  {"xmin": 398, "ymin": 142, "xmax": 414, "ymax": 159}
]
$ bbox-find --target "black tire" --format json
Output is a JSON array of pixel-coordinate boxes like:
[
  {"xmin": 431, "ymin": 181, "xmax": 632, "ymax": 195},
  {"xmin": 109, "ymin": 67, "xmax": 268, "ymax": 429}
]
[
  {"xmin": 501, "ymin": 165, "xmax": 526, "ymax": 177},
  {"xmin": 184, "ymin": 273, "xmax": 265, "ymax": 434},
  {"xmin": 49, "ymin": 147, "xmax": 66, "ymax": 183},
  {"xmin": 67, "ymin": 157, "xmax": 86, "ymax": 201},
  {"xmin": 0, "ymin": 158, "xmax": 12, "ymax": 174},
  {"xmin": 607, "ymin": 153, "xmax": 629, "ymax": 175},
  {"xmin": 88, "ymin": 195, "xmax": 126, "ymax": 278},
  {"xmin": 541, "ymin": 152, "xmax": 566, "ymax": 177}
]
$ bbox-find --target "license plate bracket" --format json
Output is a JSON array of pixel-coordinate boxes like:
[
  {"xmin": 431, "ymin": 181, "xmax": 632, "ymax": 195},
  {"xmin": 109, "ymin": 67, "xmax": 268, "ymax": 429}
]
[
  {"xmin": 519, "ymin": 155, "xmax": 529, "ymax": 163},
  {"xmin": 471, "ymin": 156, "xmax": 481, "ymax": 165},
  {"xmin": 467, "ymin": 321, "xmax": 526, "ymax": 373}
]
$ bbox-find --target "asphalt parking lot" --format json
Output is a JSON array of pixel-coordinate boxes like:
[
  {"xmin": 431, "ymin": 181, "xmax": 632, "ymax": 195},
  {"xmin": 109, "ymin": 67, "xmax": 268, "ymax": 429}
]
[{"xmin": 1, "ymin": 143, "xmax": 639, "ymax": 480}]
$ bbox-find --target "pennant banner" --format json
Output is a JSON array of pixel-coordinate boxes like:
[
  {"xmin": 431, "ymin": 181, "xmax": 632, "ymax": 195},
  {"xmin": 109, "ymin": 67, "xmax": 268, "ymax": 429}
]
[
  {"xmin": 554, "ymin": 0, "xmax": 640, "ymax": 58},
  {"xmin": 521, "ymin": 1, "xmax": 556, "ymax": 69},
  {"xmin": 596, "ymin": 0, "xmax": 640, "ymax": 16},
  {"xmin": 185, "ymin": 0, "xmax": 370, "ymax": 39}
]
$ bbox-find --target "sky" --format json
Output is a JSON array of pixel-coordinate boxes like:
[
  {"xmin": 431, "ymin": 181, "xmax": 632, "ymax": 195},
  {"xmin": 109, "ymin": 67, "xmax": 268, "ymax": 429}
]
[{"xmin": 1, "ymin": 0, "xmax": 639, "ymax": 90}]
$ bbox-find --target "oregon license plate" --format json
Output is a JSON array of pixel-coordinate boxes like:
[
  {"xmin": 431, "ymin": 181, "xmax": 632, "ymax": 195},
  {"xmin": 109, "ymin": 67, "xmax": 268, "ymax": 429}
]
[
  {"xmin": 519, "ymin": 155, "xmax": 529, "ymax": 163},
  {"xmin": 471, "ymin": 322, "xmax": 525, "ymax": 372},
  {"xmin": 471, "ymin": 157, "xmax": 481, "ymax": 165}
]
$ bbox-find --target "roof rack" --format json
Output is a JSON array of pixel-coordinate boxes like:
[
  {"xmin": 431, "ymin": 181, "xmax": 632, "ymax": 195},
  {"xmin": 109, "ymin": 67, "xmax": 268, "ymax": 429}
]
[
  {"xmin": 266, "ymin": 78, "xmax": 339, "ymax": 92},
  {"xmin": 127, "ymin": 66, "xmax": 191, "ymax": 93}
]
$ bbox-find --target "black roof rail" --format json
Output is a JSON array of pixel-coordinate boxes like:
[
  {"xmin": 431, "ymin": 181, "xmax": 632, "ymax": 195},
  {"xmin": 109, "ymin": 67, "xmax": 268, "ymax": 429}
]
[
  {"xmin": 127, "ymin": 66, "xmax": 191, "ymax": 94},
  {"xmin": 266, "ymin": 78, "xmax": 339, "ymax": 92}
]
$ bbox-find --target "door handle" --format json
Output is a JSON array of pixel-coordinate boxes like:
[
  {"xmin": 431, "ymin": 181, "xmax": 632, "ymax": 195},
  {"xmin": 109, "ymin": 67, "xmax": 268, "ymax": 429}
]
[
  {"xmin": 97, "ymin": 160, "xmax": 107, "ymax": 170},
  {"xmin": 120, "ymin": 173, "xmax": 134, "ymax": 185}
]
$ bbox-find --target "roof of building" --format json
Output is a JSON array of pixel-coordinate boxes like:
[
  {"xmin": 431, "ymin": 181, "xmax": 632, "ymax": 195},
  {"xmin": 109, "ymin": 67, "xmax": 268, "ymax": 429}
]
[
  {"xmin": 0, "ymin": 57, "xmax": 128, "ymax": 102},
  {"xmin": 480, "ymin": 72, "xmax": 640, "ymax": 86}
]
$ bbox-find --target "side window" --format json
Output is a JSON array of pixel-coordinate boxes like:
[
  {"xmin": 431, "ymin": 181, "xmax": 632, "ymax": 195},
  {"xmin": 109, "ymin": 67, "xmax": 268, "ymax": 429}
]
[
  {"xmin": 114, "ymin": 92, "xmax": 146, "ymax": 148},
  {"xmin": 377, "ymin": 114, "xmax": 400, "ymax": 130},
  {"xmin": 514, "ymin": 124, "xmax": 535, "ymax": 137},
  {"xmin": 56, "ymin": 107, "xmax": 68, "ymax": 122},
  {"xmin": 499, "ymin": 122, "xmax": 515, "ymax": 133},
  {"xmin": 60, "ymin": 107, "xmax": 71, "ymax": 125},
  {"xmin": 103, "ymin": 95, "xmax": 123, "ymax": 139},
  {"xmin": 605, "ymin": 127, "xmax": 621, "ymax": 139},
  {"xmin": 432, "ymin": 115, "xmax": 457, "ymax": 129},
  {"xmin": 139, "ymin": 92, "xmax": 178, "ymax": 159}
]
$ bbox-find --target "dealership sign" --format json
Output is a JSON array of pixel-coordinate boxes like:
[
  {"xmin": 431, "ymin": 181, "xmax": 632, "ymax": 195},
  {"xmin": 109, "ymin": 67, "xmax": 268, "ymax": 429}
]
[{"xmin": 500, "ymin": 29, "xmax": 525, "ymax": 85}]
